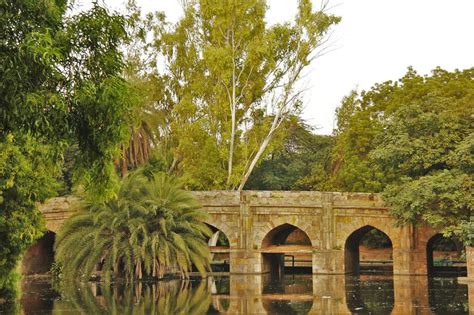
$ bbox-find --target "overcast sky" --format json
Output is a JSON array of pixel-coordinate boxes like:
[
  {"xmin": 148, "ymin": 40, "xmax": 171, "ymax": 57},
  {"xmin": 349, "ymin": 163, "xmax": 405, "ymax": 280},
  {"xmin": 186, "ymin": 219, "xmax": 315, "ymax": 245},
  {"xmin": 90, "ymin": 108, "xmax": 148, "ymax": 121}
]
[{"xmin": 77, "ymin": 0, "xmax": 474, "ymax": 134}]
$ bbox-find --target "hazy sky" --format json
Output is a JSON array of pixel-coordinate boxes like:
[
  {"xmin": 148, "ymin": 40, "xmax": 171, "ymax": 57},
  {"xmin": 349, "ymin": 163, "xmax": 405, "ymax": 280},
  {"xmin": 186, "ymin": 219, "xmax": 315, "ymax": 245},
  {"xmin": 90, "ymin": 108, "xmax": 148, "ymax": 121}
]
[{"xmin": 77, "ymin": 0, "xmax": 474, "ymax": 134}]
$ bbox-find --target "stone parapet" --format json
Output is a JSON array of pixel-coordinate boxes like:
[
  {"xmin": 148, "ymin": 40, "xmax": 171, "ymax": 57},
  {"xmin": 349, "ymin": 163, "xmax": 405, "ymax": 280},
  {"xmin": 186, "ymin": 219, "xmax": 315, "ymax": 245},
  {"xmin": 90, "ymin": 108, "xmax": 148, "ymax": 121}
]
[{"xmin": 36, "ymin": 191, "xmax": 468, "ymax": 277}]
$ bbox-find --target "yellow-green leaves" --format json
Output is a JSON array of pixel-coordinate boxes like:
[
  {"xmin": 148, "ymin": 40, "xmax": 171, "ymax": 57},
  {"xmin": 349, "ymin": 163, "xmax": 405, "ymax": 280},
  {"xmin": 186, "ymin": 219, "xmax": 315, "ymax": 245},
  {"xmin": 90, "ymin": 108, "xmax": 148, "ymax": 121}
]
[{"xmin": 134, "ymin": 0, "xmax": 339, "ymax": 190}]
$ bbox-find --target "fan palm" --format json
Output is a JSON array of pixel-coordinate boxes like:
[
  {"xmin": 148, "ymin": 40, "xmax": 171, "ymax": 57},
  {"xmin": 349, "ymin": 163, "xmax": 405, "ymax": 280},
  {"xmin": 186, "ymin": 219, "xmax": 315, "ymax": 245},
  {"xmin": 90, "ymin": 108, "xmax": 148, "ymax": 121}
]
[{"xmin": 54, "ymin": 170, "xmax": 212, "ymax": 281}]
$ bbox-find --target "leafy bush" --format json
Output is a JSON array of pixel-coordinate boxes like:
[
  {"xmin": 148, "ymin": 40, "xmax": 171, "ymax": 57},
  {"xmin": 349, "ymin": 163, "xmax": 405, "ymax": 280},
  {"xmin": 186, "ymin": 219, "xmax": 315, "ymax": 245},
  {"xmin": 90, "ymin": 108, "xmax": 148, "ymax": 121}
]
[{"xmin": 458, "ymin": 218, "xmax": 474, "ymax": 246}]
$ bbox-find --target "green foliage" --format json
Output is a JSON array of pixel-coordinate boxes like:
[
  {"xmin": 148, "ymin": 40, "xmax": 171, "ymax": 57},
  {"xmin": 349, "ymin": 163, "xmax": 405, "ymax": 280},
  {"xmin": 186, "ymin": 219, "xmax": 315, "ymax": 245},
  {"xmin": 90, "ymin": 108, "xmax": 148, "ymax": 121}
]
[
  {"xmin": 216, "ymin": 232, "xmax": 230, "ymax": 247},
  {"xmin": 331, "ymin": 67, "xmax": 473, "ymax": 236},
  {"xmin": 55, "ymin": 169, "xmax": 212, "ymax": 282},
  {"xmin": 383, "ymin": 170, "xmax": 472, "ymax": 231},
  {"xmin": 127, "ymin": 0, "xmax": 340, "ymax": 190},
  {"xmin": 0, "ymin": 0, "xmax": 131, "ymax": 299},
  {"xmin": 1, "ymin": 0, "xmax": 132, "ymax": 197},
  {"xmin": 50, "ymin": 262, "xmax": 63, "ymax": 282},
  {"xmin": 63, "ymin": 4, "xmax": 133, "ymax": 200},
  {"xmin": 245, "ymin": 120, "xmax": 334, "ymax": 190},
  {"xmin": 360, "ymin": 230, "xmax": 392, "ymax": 248},
  {"xmin": 0, "ymin": 134, "xmax": 59, "ymax": 298},
  {"xmin": 331, "ymin": 91, "xmax": 386, "ymax": 192},
  {"xmin": 458, "ymin": 218, "xmax": 474, "ymax": 246}
]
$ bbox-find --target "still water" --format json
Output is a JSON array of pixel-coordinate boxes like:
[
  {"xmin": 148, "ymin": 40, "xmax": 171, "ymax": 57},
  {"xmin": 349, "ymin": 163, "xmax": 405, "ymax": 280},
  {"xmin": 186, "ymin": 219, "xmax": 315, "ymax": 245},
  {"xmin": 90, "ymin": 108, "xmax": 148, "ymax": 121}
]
[{"xmin": 2, "ymin": 274, "xmax": 470, "ymax": 314}]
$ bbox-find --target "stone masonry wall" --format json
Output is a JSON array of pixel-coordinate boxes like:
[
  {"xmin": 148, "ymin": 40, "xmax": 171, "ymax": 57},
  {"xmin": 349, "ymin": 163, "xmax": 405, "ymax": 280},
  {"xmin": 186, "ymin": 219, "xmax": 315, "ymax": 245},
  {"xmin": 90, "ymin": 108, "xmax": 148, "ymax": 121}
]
[{"xmin": 37, "ymin": 191, "xmax": 446, "ymax": 276}]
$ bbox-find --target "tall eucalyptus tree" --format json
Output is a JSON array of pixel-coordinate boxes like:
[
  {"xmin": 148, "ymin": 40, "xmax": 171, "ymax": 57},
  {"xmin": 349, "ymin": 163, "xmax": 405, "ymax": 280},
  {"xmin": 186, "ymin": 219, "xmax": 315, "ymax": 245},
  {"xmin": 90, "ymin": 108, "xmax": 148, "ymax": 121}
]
[{"xmin": 134, "ymin": 0, "xmax": 340, "ymax": 190}]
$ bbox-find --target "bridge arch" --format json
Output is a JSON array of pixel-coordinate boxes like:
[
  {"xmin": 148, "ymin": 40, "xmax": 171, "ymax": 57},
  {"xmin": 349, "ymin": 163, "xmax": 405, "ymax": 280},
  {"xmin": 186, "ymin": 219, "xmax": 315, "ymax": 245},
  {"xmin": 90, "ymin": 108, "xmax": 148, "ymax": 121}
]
[
  {"xmin": 204, "ymin": 223, "xmax": 232, "ymax": 272},
  {"xmin": 426, "ymin": 233, "xmax": 465, "ymax": 275},
  {"xmin": 254, "ymin": 217, "xmax": 317, "ymax": 249},
  {"xmin": 344, "ymin": 225, "xmax": 393, "ymax": 274},
  {"xmin": 21, "ymin": 230, "xmax": 56, "ymax": 275},
  {"xmin": 261, "ymin": 223, "xmax": 312, "ymax": 248},
  {"xmin": 206, "ymin": 223, "xmax": 230, "ymax": 247},
  {"xmin": 39, "ymin": 192, "xmax": 473, "ymax": 276},
  {"xmin": 260, "ymin": 223, "xmax": 313, "ymax": 274},
  {"xmin": 337, "ymin": 219, "xmax": 398, "ymax": 249},
  {"xmin": 204, "ymin": 220, "xmax": 238, "ymax": 248}
]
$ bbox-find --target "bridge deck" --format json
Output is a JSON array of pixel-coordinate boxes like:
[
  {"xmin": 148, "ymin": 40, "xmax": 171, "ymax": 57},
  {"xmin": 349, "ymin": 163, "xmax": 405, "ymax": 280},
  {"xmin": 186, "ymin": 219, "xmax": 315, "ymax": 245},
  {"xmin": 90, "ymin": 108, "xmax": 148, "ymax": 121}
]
[{"xmin": 260, "ymin": 245, "xmax": 313, "ymax": 254}]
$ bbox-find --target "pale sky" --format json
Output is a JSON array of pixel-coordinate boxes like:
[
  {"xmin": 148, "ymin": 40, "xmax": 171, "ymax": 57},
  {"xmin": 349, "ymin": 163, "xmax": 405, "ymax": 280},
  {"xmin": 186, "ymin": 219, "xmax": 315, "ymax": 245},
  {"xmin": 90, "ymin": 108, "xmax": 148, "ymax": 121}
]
[{"xmin": 77, "ymin": 0, "xmax": 474, "ymax": 134}]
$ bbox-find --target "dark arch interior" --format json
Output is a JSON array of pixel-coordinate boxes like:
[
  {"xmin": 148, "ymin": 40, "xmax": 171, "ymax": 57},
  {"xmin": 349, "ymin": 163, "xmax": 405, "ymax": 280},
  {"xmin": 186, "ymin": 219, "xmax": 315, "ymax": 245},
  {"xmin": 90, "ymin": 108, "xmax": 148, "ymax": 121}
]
[
  {"xmin": 21, "ymin": 231, "xmax": 56, "ymax": 275},
  {"xmin": 261, "ymin": 224, "xmax": 311, "ymax": 248},
  {"xmin": 261, "ymin": 224, "xmax": 312, "ymax": 275},
  {"xmin": 345, "ymin": 226, "xmax": 393, "ymax": 275},
  {"xmin": 426, "ymin": 234, "xmax": 466, "ymax": 276}
]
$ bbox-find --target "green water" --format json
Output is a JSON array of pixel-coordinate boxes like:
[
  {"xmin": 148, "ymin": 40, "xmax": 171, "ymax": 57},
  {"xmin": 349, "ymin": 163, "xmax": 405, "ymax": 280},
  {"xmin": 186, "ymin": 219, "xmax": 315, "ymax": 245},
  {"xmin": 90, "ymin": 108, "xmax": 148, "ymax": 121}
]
[{"xmin": 1, "ymin": 274, "xmax": 469, "ymax": 314}]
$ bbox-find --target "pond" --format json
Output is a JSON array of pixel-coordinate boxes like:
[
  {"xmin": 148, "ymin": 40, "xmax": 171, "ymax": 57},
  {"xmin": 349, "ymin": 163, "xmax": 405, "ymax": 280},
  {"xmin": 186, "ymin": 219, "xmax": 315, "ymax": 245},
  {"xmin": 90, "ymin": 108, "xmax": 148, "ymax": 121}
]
[{"xmin": 1, "ymin": 273, "xmax": 470, "ymax": 314}]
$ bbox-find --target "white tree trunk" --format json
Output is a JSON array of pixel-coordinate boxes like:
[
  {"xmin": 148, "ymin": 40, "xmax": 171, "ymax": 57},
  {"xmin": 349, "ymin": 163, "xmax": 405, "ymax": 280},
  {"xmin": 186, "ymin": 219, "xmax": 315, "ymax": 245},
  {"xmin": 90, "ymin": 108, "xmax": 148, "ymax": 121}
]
[
  {"xmin": 238, "ymin": 108, "xmax": 282, "ymax": 190},
  {"xmin": 227, "ymin": 38, "xmax": 236, "ymax": 186}
]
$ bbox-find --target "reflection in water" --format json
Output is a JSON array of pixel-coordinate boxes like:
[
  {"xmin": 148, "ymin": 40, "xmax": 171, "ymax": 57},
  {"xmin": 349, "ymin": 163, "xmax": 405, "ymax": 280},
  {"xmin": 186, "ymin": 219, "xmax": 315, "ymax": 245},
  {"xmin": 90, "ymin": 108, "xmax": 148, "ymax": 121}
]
[
  {"xmin": 12, "ymin": 274, "xmax": 471, "ymax": 314},
  {"xmin": 262, "ymin": 274, "xmax": 313, "ymax": 295},
  {"xmin": 428, "ymin": 277, "xmax": 468, "ymax": 314},
  {"xmin": 20, "ymin": 277, "xmax": 59, "ymax": 314},
  {"xmin": 56, "ymin": 278, "xmax": 213, "ymax": 315},
  {"xmin": 262, "ymin": 274, "xmax": 313, "ymax": 314},
  {"xmin": 345, "ymin": 275, "xmax": 394, "ymax": 315}
]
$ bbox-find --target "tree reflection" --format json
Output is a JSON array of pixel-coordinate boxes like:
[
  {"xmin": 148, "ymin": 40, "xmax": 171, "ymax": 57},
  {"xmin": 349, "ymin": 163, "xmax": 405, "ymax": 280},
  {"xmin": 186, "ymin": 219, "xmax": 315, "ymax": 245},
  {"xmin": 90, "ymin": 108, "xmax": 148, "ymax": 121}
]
[
  {"xmin": 15, "ymin": 275, "xmax": 473, "ymax": 314},
  {"xmin": 261, "ymin": 274, "xmax": 313, "ymax": 314},
  {"xmin": 0, "ymin": 274, "xmax": 21, "ymax": 315},
  {"xmin": 53, "ymin": 279, "xmax": 213, "ymax": 315}
]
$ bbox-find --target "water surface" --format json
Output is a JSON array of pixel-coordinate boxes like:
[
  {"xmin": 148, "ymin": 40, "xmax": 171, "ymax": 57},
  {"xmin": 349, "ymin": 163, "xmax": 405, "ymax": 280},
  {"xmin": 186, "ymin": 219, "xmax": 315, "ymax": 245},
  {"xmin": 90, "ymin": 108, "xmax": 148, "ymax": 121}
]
[{"xmin": 2, "ymin": 274, "xmax": 470, "ymax": 314}]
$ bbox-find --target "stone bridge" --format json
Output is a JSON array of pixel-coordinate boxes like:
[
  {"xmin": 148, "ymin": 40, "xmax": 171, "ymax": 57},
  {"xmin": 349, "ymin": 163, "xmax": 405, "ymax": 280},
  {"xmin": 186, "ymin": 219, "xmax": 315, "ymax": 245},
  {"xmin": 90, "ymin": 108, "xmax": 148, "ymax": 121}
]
[{"xmin": 24, "ymin": 190, "xmax": 453, "ymax": 277}]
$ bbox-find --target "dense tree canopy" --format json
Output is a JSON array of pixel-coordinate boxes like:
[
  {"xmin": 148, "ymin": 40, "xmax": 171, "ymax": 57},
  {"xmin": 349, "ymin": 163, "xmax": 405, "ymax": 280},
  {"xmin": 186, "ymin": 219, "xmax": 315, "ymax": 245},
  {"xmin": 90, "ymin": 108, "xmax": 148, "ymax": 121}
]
[
  {"xmin": 330, "ymin": 68, "xmax": 473, "ymax": 237},
  {"xmin": 128, "ymin": 0, "xmax": 340, "ymax": 190},
  {"xmin": 0, "ymin": 0, "xmax": 132, "ymax": 298},
  {"xmin": 245, "ymin": 119, "xmax": 333, "ymax": 191}
]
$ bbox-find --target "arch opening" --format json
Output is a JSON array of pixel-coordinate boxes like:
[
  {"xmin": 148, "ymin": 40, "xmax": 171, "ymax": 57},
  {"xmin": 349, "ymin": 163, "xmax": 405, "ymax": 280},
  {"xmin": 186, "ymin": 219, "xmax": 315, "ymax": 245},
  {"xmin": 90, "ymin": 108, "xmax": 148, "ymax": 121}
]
[
  {"xmin": 426, "ymin": 234, "xmax": 466, "ymax": 276},
  {"xmin": 344, "ymin": 226, "xmax": 393, "ymax": 275},
  {"xmin": 261, "ymin": 224, "xmax": 312, "ymax": 275},
  {"xmin": 21, "ymin": 231, "xmax": 56, "ymax": 275},
  {"xmin": 205, "ymin": 224, "xmax": 230, "ymax": 272}
]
